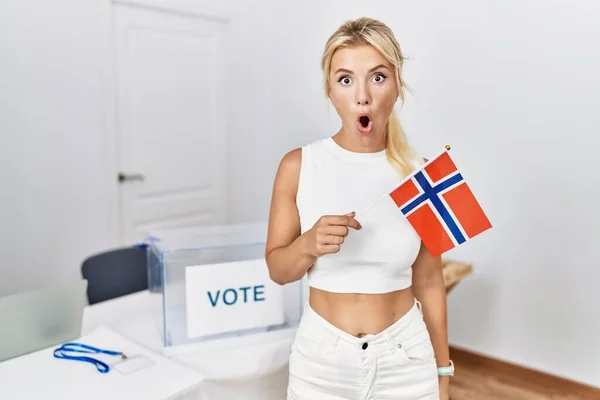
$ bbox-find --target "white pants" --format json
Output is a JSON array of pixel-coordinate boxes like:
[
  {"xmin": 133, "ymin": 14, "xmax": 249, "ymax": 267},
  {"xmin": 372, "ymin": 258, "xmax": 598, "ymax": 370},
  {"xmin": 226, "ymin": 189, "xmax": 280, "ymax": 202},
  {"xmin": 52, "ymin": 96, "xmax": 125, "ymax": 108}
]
[{"xmin": 287, "ymin": 299, "xmax": 439, "ymax": 400}]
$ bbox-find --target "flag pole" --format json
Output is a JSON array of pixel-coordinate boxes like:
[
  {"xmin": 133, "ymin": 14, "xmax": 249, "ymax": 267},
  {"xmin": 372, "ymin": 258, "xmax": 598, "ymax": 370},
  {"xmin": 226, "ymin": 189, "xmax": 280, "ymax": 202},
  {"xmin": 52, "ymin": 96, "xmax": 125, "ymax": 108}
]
[{"xmin": 356, "ymin": 144, "xmax": 452, "ymax": 217}]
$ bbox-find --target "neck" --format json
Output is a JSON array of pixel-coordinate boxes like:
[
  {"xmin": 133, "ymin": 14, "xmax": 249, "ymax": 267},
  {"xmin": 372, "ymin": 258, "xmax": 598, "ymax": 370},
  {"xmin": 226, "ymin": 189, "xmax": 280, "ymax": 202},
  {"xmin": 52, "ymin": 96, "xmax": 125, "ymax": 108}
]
[{"xmin": 333, "ymin": 128, "xmax": 387, "ymax": 153}]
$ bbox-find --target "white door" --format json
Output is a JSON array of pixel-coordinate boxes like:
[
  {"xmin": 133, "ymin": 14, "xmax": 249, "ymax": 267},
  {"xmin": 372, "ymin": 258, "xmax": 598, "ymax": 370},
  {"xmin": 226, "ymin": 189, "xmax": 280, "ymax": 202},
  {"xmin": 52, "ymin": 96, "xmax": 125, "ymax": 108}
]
[{"xmin": 112, "ymin": 2, "xmax": 229, "ymax": 244}]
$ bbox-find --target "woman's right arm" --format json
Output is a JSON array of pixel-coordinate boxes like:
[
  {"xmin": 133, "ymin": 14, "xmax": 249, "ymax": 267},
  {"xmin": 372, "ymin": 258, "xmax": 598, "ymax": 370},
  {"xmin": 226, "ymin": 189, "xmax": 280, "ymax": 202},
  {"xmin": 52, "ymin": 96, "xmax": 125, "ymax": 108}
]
[
  {"xmin": 265, "ymin": 148, "xmax": 361, "ymax": 285},
  {"xmin": 265, "ymin": 149, "xmax": 314, "ymax": 285}
]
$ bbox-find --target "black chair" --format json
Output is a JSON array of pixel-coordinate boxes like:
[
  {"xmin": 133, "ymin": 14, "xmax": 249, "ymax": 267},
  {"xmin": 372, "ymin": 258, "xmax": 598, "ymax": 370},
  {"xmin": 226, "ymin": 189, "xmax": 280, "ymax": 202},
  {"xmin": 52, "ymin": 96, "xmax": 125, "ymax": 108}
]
[{"xmin": 81, "ymin": 246, "xmax": 148, "ymax": 305}]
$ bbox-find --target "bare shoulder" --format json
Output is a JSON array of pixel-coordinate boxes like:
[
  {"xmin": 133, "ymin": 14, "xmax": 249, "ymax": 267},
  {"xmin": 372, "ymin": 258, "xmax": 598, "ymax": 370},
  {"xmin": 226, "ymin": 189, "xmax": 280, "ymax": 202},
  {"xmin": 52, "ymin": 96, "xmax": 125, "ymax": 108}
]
[
  {"xmin": 266, "ymin": 148, "xmax": 303, "ymax": 257},
  {"xmin": 279, "ymin": 148, "xmax": 302, "ymax": 174},
  {"xmin": 274, "ymin": 148, "xmax": 302, "ymax": 191}
]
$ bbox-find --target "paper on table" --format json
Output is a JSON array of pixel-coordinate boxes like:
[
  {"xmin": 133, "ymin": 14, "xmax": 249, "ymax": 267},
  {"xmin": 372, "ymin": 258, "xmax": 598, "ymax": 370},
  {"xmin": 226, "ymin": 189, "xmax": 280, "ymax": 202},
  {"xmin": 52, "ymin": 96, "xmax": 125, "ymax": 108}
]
[{"xmin": 0, "ymin": 326, "xmax": 206, "ymax": 400}]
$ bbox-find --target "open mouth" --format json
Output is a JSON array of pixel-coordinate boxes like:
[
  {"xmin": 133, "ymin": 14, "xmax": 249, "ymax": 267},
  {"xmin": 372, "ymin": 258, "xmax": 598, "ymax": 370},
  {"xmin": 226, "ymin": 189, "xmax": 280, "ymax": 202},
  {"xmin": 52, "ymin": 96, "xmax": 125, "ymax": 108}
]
[{"xmin": 357, "ymin": 114, "xmax": 373, "ymax": 134}]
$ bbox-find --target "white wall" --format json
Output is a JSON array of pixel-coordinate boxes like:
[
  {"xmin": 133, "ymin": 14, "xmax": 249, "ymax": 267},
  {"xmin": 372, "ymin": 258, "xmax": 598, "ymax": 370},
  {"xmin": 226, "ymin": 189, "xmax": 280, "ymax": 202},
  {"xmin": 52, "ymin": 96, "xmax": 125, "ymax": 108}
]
[
  {"xmin": 437, "ymin": 1, "xmax": 600, "ymax": 387},
  {"xmin": 0, "ymin": 0, "xmax": 115, "ymax": 296},
  {"xmin": 0, "ymin": 0, "xmax": 290, "ymax": 297},
  {"xmin": 251, "ymin": 0, "xmax": 600, "ymax": 388},
  {"xmin": 2, "ymin": 0, "xmax": 599, "ymax": 389}
]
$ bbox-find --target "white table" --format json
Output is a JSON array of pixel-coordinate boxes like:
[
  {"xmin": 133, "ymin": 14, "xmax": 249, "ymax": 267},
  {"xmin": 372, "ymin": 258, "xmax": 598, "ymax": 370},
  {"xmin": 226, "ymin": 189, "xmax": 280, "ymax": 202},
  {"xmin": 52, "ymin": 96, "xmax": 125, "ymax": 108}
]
[
  {"xmin": 82, "ymin": 290, "xmax": 294, "ymax": 400},
  {"xmin": 0, "ymin": 326, "xmax": 206, "ymax": 400}
]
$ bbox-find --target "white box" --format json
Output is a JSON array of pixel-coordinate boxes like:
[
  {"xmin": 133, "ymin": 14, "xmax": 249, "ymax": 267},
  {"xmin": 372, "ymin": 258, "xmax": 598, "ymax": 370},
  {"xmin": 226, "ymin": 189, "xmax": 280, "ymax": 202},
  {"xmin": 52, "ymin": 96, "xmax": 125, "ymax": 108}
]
[{"xmin": 145, "ymin": 222, "xmax": 305, "ymax": 348}]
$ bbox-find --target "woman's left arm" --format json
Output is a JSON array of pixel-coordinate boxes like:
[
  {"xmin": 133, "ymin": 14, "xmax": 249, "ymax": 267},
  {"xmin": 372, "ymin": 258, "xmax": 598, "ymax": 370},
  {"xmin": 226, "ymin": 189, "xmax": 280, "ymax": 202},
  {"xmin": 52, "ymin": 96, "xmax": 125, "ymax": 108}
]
[{"xmin": 411, "ymin": 242, "xmax": 451, "ymax": 392}]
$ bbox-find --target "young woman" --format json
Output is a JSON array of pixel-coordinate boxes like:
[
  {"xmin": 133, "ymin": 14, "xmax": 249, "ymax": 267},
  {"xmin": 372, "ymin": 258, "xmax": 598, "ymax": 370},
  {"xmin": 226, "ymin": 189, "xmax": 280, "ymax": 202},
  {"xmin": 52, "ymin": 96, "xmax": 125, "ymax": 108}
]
[{"xmin": 265, "ymin": 17, "xmax": 452, "ymax": 400}]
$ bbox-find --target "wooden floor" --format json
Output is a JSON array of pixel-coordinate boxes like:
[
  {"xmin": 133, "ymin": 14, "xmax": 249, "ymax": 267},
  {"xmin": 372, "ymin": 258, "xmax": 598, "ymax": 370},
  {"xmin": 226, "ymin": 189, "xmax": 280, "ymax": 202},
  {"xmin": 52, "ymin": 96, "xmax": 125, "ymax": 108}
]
[{"xmin": 449, "ymin": 347, "xmax": 600, "ymax": 400}]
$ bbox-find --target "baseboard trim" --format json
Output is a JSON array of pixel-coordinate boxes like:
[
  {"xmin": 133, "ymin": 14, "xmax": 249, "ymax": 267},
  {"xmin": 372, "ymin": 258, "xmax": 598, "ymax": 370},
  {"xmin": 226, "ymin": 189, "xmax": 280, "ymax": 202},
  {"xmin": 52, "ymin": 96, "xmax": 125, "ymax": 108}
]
[{"xmin": 449, "ymin": 345, "xmax": 600, "ymax": 397}]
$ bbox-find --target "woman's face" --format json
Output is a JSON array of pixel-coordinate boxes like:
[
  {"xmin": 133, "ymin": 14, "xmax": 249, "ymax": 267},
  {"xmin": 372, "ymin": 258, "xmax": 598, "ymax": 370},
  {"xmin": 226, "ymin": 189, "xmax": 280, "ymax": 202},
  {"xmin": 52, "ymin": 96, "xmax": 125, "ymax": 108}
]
[{"xmin": 328, "ymin": 45, "xmax": 398, "ymax": 148}]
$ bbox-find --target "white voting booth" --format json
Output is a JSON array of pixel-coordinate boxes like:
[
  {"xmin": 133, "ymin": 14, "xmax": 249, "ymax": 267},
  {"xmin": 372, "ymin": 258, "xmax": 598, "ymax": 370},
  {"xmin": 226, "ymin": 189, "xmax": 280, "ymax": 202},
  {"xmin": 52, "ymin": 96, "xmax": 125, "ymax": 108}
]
[
  {"xmin": 145, "ymin": 222, "xmax": 305, "ymax": 349},
  {"xmin": 0, "ymin": 222, "xmax": 304, "ymax": 400},
  {"xmin": 143, "ymin": 222, "xmax": 306, "ymax": 396}
]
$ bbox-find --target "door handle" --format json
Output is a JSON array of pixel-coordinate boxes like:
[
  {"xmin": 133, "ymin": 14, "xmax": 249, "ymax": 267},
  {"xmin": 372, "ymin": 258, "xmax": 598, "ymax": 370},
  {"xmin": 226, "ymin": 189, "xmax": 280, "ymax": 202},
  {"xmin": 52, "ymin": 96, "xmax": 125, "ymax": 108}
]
[{"xmin": 118, "ymin": 173, "xmax": 145, "ymax": 183}]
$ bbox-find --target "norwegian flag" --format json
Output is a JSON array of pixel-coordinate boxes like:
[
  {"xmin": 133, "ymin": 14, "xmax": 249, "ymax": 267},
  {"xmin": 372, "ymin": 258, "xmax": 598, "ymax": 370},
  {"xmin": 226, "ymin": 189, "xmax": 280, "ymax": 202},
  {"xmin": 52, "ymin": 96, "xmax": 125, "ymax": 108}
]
[{"xmin": 389, "ymin": 149, "xmax": 492, "ymax": 257}]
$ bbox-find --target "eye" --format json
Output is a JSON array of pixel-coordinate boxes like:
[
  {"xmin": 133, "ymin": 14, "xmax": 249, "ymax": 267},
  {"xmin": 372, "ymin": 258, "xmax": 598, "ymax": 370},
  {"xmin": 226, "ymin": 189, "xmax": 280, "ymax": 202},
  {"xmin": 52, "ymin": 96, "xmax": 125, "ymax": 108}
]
[
  {"xmin": 372, "ymin": 73, "xmax": 386, "ymax": 83},
  {"xmin": 338, "ymin": 75, "xmax": 352, "ymax": 85}
]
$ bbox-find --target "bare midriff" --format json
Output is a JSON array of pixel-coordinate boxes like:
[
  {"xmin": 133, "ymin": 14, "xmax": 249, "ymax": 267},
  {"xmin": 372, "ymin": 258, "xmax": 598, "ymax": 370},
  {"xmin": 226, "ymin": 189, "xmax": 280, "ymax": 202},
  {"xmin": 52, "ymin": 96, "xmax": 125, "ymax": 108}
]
[{"xmin": 308, "ymin": 286, "xmax": 416, "ymax": 337}]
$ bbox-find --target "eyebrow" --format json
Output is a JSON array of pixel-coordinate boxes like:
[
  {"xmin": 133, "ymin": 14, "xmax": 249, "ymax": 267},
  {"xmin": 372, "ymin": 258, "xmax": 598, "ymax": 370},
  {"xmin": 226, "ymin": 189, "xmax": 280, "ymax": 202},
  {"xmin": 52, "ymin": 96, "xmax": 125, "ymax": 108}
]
[{"xmin": 334, "ymin": 64, "xmax": 390, "ymax": 75}]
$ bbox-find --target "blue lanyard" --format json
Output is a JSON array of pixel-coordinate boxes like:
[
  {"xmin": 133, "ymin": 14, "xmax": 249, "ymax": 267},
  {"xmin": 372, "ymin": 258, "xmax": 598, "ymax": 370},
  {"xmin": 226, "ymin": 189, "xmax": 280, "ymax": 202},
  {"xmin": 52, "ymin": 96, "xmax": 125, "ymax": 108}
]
[{"xmin": 53, "ymin": 342, "xmax": 126, "ymax": 373}]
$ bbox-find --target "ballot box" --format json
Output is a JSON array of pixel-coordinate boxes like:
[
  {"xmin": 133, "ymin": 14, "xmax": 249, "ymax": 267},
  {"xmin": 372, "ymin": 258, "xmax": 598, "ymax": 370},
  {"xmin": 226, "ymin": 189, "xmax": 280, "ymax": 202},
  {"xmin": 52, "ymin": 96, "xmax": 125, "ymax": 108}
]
[{"xmin": 145, "ymin": 222, "xmax": 305, "ymax": 349}]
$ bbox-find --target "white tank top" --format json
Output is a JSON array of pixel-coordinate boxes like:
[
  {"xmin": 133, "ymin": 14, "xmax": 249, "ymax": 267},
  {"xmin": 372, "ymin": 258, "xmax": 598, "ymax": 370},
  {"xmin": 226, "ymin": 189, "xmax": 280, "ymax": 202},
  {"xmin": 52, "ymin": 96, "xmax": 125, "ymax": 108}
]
[{"xmin": 297, "ymin": 137, "xmax": 422, "ymax": 294}]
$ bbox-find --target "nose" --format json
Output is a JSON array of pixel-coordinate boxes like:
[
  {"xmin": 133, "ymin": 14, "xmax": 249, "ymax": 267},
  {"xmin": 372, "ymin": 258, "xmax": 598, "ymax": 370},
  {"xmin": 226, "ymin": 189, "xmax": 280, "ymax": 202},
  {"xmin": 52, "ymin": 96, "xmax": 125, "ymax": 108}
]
[{"xmin": 355, "ymin": 83, "xmax": 371, "ymax": 106}]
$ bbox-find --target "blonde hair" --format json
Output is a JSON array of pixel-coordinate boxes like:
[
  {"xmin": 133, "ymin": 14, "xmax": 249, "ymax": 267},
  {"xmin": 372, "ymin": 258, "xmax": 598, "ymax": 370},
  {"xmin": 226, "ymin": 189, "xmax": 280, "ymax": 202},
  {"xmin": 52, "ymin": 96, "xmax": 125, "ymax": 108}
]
[{"xmin": 321, "ymin": 17, "xmax": 422, "ymax": 178}]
